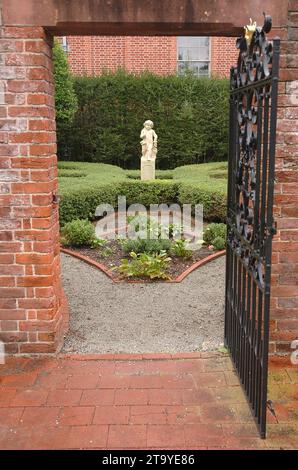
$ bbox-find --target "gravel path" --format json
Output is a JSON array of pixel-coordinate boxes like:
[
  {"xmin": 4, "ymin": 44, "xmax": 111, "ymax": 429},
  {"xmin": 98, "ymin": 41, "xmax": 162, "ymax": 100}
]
[{"xmin": 61, "ymin": 253, "xmax": 226, "ymax": 354}]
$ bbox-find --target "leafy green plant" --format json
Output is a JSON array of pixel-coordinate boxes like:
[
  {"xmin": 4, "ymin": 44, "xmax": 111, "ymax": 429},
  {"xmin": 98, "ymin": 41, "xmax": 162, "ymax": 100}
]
[
  {"xmin": 127, "ymin": 215, "xmax": 169, "ymax": 240},
  {"xmin": 61, "ymin": 219, "xmax": 95, "ymax": 247},
  {"xmin": 91, "ymin": 237, "xmax": 114, "ymax": 257},
  {"xmin": 170, "ymin": 239, "xmax": 193, "ymax": 259},
  {"xmin": 117, "ymin": 251, "xmax": 171, "ymax": 279},
  {"xmin": 168, "ymin": 223, "xmax": 183, "ymax": 239},
  {"xmin": 99, "ymin": 247, "xmax": 114, "ymax": 258},
  {"xmin": 53, "ymin": 41, "xmax": 78, "ymax": 125},
  {"xmin": 120, "ymin": 237, "xmax": 171, "ymax": 255},
  {"xmin": 212, "ymin": 236, "xmax": 226, "ymax": 251},
  {"xmin": 127, "ymin": 214, "xmax": 151, "ymax": 233},
  {"xmin": 203, "ymin": 223, "xmax": 227, "ymax": 245},
  {"xmin": 91, "ymin": 238, "xmax": 107, "ymax": 249},
  {"xmin": 53, "ymin": 41, "xmax": 78, "ymax": 160}
]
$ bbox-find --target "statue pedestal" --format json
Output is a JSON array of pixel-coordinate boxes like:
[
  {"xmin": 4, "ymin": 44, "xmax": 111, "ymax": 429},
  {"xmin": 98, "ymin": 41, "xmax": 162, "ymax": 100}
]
[{"xmin": 141, "ymin": 158, "xmax": 155, "ymax": 181}]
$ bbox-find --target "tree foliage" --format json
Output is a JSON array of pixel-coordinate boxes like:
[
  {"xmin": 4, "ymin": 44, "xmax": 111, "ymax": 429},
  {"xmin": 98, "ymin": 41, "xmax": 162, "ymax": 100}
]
[{"xmin": 53, "ymin": 41, "xmax": 78, "ymax": 157}]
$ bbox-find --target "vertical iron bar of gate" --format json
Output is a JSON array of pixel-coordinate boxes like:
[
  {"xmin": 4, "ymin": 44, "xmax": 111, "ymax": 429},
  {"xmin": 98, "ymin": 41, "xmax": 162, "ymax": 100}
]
[
  {"xmin": 225, "ymin": 21, "xmax": 279, "ymax": 439},
  {"xmin": 259, "ymin": 38, "xmax": 280, "ymax": 438},
  {"xmin": 254, "ymin": 87, "xmax": 264, "ymax": 422},
  {"xmin": 224, "ymin": 69, "xmax": 236, "ymax": 349}
]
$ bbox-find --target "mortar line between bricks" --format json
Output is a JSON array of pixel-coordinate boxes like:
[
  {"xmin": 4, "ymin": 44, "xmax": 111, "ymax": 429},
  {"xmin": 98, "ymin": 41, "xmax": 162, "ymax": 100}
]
[
  {"xmin": 3, "ymin": 352, "xmax": 231, "ymax": 361},
  {"xmin": 16, "ymin": 406, "xmax": 26, "ymax": 425},
  {"xmin": 56, "ymin": 353, "xmax": 230, "ymax": 361},
  {"xmin": 103, "ymin": 424, "xmax": 109, "ymax": 449},
  {"xmin": 128, "ymin": 404, "xmax": 132, "ymax": 424},
  {"xmin": 90, "ymin": 405, "xmax": 96, "ymax": 425},
  {"xmin": 145, "ymin": 422, "xmax": 148, "ymax": 447},
  {"xmin": 56, "ymin": 405, "xmax": 63, "ymax": 422}
]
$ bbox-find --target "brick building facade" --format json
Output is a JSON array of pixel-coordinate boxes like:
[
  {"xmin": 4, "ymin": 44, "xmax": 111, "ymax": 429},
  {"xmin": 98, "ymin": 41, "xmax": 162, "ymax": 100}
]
[{"xmin": 61, "ymin": 36, "xmax": 238, "ymax": 78}]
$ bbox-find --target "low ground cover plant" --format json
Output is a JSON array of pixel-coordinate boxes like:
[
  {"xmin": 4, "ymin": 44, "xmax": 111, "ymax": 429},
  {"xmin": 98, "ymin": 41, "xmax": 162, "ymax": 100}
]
[
  {"xmin": 170, "ymin": 239, "xmax": 193, "ymax": 259},
  {"xmin": 122, "ymin": 215, "xmax": 191, "ymax": 258},
  {"xmin": 117, "ymin": 251, "xmax": 171, "ymax": 280},
  {"xmin": 120, "ymin": 237, "xmax": 172, "ymax": 255}
]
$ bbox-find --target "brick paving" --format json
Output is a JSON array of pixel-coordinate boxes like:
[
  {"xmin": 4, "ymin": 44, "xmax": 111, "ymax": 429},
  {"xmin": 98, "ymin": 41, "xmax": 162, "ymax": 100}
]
[{"xmin": 0, "ymin": 353, "xmax": 297, "ymax": 450}]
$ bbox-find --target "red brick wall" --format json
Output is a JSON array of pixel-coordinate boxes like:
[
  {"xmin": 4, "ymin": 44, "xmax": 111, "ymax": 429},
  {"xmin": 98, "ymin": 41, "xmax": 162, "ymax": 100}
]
[
  {"xmin": 269, "ymin": 15, "xmax": 298, "ymax": 354},
  {"xmin": 65, "ymin": 36, "xmax": 177, "ymax": 76},
  {"xmin": 0, "ymin": 26, "xmax": 64, "ymax": 353},
  {"xmin": 62, "ymin": 35, "xmax": 237, "ymax": 78},
  {"xmin": 122, "ymin": 36, "xmax": 177, "ymax": 75},
  {"xmin": 210, "ymin": 37, "xmax": 239, "ymax": 77}
]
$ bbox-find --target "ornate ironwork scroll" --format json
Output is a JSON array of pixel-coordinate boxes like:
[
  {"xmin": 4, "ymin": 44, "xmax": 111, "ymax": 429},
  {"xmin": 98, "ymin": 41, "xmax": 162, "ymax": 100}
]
[{"xmin": 224, "ymin": 14, "xmax": 280, "ymax": 438}]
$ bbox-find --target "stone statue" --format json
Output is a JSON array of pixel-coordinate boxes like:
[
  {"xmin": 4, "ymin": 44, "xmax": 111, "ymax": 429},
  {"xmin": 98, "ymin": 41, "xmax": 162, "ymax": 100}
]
[
  {"xmin": 140, "ymin": 120, "xmax": 158, "ymax": 161},
  {"xmin": 140, "ymin": 120, "xmax": 157, "ymax": 180}
]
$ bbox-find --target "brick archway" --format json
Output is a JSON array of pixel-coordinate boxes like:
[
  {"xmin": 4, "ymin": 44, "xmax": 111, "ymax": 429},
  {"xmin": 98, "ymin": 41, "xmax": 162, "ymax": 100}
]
[{"xmin": 0, "ymin": 0, "xmax": 297, "ymax": 356}]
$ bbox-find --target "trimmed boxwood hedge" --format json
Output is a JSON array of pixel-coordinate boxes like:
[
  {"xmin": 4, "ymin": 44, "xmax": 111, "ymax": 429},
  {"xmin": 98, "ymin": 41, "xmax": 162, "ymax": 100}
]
[
  {"xmin": 58, "ymin": 161, "xmax": 227, "ymax": 225},
  {"xmin": 177, "ymin": 183, "xmax": 226, "ymax": 221},
  {"xmin": 173, "ymin": 162, "xmax": 227, "ymax": 221},
  {"xmin": 125, "ymin": 170, "xmax": 174, "ymax": 180}
]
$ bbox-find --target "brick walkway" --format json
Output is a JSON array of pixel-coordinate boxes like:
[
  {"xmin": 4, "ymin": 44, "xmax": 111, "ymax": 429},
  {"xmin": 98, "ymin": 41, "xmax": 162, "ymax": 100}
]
[{"xmin": 0, "ymin": 353, "xmax": 297, "ymax": 450}]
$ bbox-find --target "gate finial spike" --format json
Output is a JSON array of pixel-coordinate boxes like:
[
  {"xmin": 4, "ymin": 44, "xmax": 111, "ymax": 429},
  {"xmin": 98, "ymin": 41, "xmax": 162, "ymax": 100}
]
[{"xmin": 244, "ymin": 18, "xmax": 257, "ymax": 46}]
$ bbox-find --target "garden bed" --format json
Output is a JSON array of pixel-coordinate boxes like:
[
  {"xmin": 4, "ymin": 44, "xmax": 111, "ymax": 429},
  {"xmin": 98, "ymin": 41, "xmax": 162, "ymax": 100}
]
[
  {"xmin": 60, "ymin": 217, "xmax": 226, "ymax": 283},
  {"xmin": 61, "ymin": 242, "xmax": 225, "ymax": 283}
]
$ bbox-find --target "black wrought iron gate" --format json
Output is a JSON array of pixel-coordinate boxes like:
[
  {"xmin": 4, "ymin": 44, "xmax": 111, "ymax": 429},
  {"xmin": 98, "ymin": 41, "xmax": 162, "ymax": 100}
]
[{"xmin": 224, "ymin": 15, "xmax": 279, "ymax": 438}]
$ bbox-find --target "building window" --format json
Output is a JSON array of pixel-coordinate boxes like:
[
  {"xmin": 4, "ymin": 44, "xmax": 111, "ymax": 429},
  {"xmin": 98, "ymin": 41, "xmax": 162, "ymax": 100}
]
[
  {"xmin": 61, "ymin": 36, "xmax": 70, "ymax": 53},
  {"xmin": 177, "ymin": 37, "xmax": 210, "ymax": 77}
]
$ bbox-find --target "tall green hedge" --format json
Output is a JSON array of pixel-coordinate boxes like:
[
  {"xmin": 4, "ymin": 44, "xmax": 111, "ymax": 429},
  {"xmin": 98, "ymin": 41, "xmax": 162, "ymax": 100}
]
[{"xmin": 58, "ymin": 71, "xmax": 229, "ymax": 169}]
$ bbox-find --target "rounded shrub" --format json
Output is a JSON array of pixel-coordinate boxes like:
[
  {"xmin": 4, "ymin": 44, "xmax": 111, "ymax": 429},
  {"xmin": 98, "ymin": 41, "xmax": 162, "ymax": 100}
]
[
  {"xmin": 203, "ymin": 223, "xmax": 227, "ymax": 252},
  {"xmin": 61, "ymin": 219, "xmax": 95, "ymax": 247},
  {"xmin": 212, "ymin": 236, "xmax": 226, "ymax": 251}
]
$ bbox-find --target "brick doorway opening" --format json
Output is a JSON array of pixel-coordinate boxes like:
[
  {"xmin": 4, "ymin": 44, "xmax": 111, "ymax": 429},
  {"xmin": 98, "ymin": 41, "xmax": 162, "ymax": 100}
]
[{"xmin": 0, "ymin": 1, "xmax": 297, "ymax": 358}]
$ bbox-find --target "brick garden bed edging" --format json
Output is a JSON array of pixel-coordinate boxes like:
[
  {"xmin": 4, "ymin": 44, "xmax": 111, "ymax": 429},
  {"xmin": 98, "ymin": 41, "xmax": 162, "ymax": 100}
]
[{"xmin": 61, "ymin": 246, "xmax": 226, "ymax": 283}]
